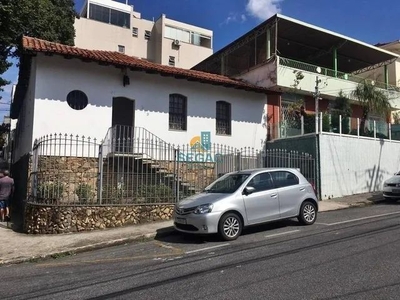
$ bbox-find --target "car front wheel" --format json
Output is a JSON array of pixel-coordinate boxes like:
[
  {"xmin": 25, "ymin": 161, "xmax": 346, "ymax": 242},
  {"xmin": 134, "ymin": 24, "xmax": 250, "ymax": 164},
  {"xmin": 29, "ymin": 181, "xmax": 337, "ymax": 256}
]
[
  {"xmin": 298, "ymin": 201, "xmax": 317, "ymax": 225},
  {"xmin": 218, "ymin": 213, "xmax": 243, "ymax": 241}
]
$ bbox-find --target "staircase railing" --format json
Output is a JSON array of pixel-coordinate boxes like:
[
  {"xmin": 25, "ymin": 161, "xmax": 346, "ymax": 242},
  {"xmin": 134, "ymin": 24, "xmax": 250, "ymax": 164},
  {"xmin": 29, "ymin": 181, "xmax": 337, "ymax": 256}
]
[{"xmin": 100, "ymin": 125, "xmax": 176, "ymax": 161}]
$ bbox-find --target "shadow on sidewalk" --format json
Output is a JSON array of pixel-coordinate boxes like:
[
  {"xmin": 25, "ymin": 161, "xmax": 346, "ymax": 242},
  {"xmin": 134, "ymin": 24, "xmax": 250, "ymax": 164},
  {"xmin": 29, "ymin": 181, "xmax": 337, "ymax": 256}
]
[{"xmin": 367, "ymin": 192, "xmax": 385, "ymax": 202}]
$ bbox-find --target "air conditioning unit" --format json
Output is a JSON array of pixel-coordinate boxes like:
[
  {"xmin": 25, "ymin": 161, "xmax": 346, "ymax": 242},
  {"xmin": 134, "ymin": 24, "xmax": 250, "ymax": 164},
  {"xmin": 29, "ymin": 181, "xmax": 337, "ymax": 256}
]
[{"xmin": 173, "ymin": 39, "xmax": 180, "ymax": 46}]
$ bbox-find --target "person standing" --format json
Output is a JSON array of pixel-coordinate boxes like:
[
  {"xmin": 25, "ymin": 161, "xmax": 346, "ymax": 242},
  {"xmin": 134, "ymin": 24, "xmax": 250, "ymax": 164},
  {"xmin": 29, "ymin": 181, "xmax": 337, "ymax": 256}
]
[{"xmin": 0, "ymin": 170, "xmax": 14, "ymax": 222}]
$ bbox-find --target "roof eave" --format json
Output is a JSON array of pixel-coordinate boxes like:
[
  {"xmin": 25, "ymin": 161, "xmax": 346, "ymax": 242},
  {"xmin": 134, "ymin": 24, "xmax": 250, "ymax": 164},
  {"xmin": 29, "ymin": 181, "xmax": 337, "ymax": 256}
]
[{"xmin": 276, "ymin": 14, "xmax": 399, "ymax": 59}]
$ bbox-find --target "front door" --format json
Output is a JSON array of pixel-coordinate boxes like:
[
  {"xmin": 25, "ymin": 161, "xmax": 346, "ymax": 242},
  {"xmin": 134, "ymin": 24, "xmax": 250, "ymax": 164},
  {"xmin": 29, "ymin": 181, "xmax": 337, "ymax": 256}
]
[
  {"xmin": 112, "ymin": 97, "xmax": 135, "ymax": 153},
  {"xmin": 243, "ymin": 172, "xmax": 280, "ymax": 224}
]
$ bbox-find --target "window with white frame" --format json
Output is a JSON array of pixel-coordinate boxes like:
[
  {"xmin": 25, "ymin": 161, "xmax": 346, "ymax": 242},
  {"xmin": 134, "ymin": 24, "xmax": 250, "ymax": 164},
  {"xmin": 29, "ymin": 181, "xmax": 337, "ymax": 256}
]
[{"xmin": 164, "ymin": 25, "xmax": 211, "ymax": 48}]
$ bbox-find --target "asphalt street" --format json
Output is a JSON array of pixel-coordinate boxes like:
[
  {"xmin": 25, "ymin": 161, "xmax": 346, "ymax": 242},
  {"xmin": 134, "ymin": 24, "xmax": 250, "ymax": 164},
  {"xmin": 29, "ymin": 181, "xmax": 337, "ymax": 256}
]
[{"xmin": 2, "ymin": 202, "xmax": 400, "ymax": 300}]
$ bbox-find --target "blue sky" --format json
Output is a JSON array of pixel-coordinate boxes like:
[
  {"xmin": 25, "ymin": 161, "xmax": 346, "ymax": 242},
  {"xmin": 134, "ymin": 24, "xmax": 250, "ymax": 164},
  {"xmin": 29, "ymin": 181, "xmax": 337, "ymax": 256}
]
[{"xmin": 1, "ymin": 0, "xmax": 399, "ymax": 121}]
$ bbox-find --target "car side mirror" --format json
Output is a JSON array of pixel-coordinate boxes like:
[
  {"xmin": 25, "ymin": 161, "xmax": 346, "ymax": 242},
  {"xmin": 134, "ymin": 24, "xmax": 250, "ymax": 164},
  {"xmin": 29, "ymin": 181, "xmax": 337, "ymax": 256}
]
[{"xmin": 243, "ymin": 186, "xmax": 256, "ymax": 195}]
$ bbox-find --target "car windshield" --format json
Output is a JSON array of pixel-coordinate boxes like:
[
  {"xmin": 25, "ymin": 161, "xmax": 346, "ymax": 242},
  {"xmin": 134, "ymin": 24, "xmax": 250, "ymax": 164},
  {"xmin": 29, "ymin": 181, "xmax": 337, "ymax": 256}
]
[{"xmin": 204, "ymin": 173, "xmax": 250, "ymax": 194}]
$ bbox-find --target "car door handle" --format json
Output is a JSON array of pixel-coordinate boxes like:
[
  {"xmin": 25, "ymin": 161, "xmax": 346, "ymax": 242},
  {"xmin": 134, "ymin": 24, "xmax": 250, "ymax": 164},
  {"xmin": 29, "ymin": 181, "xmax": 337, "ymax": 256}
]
[
  {"xmin": 299, "ymin": 187, "xmax": 306, "ymax": 192},
  {"xmin": 270, "ymin": 194, "xmax": 278, "ymax": 198}
]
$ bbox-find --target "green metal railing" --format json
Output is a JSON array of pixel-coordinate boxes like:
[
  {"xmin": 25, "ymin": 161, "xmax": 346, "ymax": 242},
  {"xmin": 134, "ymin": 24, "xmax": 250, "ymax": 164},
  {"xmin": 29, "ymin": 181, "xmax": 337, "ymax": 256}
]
[{"xmin": 278, "ymin": 56, "xmax": 400, "ymax": 92}]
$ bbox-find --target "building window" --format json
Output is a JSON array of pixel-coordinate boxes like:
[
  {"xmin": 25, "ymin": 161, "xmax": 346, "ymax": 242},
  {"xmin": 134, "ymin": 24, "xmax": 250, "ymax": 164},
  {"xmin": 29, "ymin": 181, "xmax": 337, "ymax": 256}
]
[
  {"xmin": 169, "ymin": 94, "xmax": 187, "ymax": 131},
  {"xmin": 169, "ymin": 56, "xmax": 175, "ymax": 67},
  {"xmin": 89, "ymin": 3, "xmax": 130, "ymax": 28},
  {"xmin": 118, "ymin": 45, "xmax": 125, "ymax": 53},
  {"xmin": 132, "ymin": 27, "xmax": 138, "ymax": 37},
  {"xmin": 66, "ymin": 90, "xmax": 88, "ymax": 110},
  {"xmin": 216, "ymin": 101, "xmax": 231, "ymax": 135},
  {"xmin": 164, "ymin": 25, "xmax": 212, "ymax": 48},
  {"xmin": 164, "ymin": 26, "xmax": 190, "ymax": 43},
  {"xmin": 145, "ymin": 30, "xmax": 151, "ymax": 40}
]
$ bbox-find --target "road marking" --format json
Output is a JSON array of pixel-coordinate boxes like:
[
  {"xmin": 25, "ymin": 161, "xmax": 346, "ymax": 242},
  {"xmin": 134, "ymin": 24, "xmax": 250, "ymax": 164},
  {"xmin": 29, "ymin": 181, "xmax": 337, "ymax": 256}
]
[
  {"xmin": 318, "ymin": 211, "xmax": 400, "ymax": 226},
  {"xmin": 265, "ymin": 229, "xmax": 300, "ymax": 238},
  {"xmin": 185, "ymin": 243, "xmax": 230, "ymax": 254}
]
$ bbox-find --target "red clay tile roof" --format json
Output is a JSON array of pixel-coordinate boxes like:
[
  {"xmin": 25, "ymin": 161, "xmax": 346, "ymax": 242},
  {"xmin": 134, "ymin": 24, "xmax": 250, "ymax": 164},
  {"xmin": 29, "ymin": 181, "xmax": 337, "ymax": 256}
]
[{"xmin": 22, "ymin": 36, "xmax": 275, "ymax": 94}]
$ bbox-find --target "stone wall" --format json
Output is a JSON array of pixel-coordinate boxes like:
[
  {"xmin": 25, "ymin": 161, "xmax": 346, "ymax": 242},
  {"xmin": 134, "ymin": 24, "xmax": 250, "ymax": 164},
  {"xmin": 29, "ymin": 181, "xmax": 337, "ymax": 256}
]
[
  {"xmin": 33, "ymin": 156, "xmax": 99, "ymax": 204},
  {"xmin": 24, "ymin": 203, "xmax": 174, "ymax": 234}
]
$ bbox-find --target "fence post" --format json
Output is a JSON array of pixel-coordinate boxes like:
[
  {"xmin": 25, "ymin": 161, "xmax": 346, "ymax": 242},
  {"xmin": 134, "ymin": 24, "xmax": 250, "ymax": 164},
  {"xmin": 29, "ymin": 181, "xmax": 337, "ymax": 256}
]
[
  {"xmin": 301, "ymin": 115, "xmax": 304, "ymax": 135},
  {"xmin": 339, "ymin": 115, "xmax": 342, "ymax": 136},
  {"xmin": 235, "ymin": 150, "xmax": 242, "ymax": 171},
  {"xmin": 389, "ymin": 123, "xmax": 392, "ymax": 140},
  {"xmin": 174, "ymin": 148, "xmax": 180, "ymax": 202},
  {"xmin": 357, "ymin": 118, "xmax": 360, "ymax": 137},
  {"xmin": 374, "ymin": 121, "xmax": 377, "ymax": 139},
  {"xmin": 98, "ymin": 144, "xmax": 104, "ymax": 205},
  {"xmin": 319, "ymin": 112, "xmax": 323, "ymax": 134}
]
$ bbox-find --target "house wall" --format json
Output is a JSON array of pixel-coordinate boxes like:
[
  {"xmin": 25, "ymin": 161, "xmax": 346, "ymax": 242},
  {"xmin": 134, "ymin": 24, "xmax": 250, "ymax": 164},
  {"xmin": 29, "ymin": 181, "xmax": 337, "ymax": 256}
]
[
  {"xmin": 75, "ymin": 18, "xmax": 134, "ymax": 56},
  {"xmin": 13, "ymin": 59, "xmax": 37, "ymax": 162},
  {"xmin": 237, "ymin": 61, "xmax": 277, "ymax": 88},
  {"xmin": 32, "ymin": 54, "xmax": 268, "ymax": 150},
  {"xmin": 319, "ymin": 133, "xmax": 400, "ymax": 199},
  {"xmin": 160, "ymin": 17, "xmax": 213, "ymax": 69}
]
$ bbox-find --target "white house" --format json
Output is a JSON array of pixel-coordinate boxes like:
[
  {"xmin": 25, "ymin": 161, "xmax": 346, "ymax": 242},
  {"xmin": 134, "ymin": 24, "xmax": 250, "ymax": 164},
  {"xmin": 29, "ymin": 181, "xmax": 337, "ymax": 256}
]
[{"xmin": 11, "ymin": 36, "xmax": 277, "ymax": 166}]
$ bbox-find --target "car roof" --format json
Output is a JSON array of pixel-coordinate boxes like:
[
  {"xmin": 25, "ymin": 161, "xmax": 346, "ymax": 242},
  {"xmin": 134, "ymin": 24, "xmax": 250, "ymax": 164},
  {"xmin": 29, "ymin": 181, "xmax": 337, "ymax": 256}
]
[{"xmin": 233, "ymin": 168, "xmax": 301, "ymax": 175}]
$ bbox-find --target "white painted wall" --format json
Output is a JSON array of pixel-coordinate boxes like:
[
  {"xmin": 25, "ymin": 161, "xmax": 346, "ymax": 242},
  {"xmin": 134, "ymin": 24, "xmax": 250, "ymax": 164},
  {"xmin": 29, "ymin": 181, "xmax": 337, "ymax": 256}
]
[
  {"xmin": 13, "ymin": 59, "xmax": 37, "ymax": 161},
  {"xmin": 319, "ymin": 133, "xmax": 400, "ymax": 199},
  {"xmin": 32, "ymin": 54, "xmax": 268, "ymax": 152},
  {"xmin": 237, "ymin": 61, "xmax": 277, "ymax": 88},
  {"xmin": 276, "ymin": 60, "xmax": 400, "ymax": 106}
]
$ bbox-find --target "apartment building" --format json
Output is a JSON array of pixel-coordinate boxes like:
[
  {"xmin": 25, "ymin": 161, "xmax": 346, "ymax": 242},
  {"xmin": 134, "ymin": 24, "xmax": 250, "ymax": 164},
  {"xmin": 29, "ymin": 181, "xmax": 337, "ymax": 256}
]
[{"xmin": 74, "ymin": 0, "xmax": 213, "ymax": 69}]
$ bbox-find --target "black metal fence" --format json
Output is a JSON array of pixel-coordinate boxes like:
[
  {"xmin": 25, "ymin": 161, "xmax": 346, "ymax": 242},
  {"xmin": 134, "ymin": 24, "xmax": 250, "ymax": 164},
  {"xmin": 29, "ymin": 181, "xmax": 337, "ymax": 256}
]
[{"xmin": 28, "ymin": 126, "xmax": 315, "ymax": 206}]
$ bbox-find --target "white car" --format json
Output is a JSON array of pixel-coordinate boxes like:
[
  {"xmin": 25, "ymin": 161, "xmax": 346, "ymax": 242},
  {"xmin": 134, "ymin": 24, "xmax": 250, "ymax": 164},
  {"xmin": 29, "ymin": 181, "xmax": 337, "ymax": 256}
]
[
  {"xmin": 383, "ymin": 172, "xmax": 400, "ymax": 201},
  {"xmin": 173, "ymin": 168, "xmax": 319, "ymax": 241}
]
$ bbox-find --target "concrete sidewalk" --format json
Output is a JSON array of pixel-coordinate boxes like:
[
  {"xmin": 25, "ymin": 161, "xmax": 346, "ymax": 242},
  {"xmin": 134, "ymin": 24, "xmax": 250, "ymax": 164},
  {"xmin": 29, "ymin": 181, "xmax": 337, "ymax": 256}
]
[{"xmin": 0, "ymin": 192, "xmax": 385, "ymax": 265}]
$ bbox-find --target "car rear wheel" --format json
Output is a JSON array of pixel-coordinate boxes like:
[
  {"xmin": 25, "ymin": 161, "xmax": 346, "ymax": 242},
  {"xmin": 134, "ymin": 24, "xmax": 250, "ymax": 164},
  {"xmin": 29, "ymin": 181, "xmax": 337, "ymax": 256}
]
[
  {"xmin": 218, "ymin": 213, "xmax": 243, "ymax": 241},
  {"xmin": 298, "ymin": 201, "xmax": 317, "ymax": 225}
]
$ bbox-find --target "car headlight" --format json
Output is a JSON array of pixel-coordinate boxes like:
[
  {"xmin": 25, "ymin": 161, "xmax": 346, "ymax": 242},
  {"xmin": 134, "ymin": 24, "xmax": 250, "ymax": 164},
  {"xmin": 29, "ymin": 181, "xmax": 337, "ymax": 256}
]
[
  {"xmin": 384, "ymin": 182, "xmax": 388, "ymax": 187},
  {"xmin": 194, "ymin": 203, "xmax": 213, "ymax": 214}
]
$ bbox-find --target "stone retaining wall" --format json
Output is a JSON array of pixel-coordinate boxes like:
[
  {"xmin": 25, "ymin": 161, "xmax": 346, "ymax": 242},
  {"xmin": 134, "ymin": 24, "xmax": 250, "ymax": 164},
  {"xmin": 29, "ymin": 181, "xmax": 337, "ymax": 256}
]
[{"xmin": 24, "ymin": 203, "xmax": 174, "ymax": 234}]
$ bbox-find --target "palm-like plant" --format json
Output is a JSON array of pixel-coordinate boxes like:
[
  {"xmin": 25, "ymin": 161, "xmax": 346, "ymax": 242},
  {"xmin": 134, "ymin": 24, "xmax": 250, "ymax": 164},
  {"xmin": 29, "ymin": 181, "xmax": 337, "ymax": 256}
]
[{"xmin": 351, "ymin": 80, "xmax": 391, "ymax": 135}]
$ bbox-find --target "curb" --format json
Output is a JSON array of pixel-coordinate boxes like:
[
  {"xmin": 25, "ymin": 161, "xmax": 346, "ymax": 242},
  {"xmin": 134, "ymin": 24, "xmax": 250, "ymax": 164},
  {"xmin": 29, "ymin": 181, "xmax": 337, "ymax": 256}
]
[
  {"xmin": 348, "ymin": 198, "xmax": 386, "ymax": 208},
  {"xmin": 0, "ymin": 226, "xmax": 176, "ymax": 266}
]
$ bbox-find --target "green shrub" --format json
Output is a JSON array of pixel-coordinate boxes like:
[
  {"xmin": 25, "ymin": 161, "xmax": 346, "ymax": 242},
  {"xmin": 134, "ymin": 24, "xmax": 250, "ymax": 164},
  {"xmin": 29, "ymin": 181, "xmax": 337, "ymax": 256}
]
[
  {"xmin": 137, "ymin": 184, "xmax": 174, "ymax": 202},
  {"xmin": 37, "ymin": 181, "xmax": 64, "ymax": 200},
  {"xmin": 75, "ymin": 183, "xmax": 95, "ymax": 203},
  {"xmin": 330, "ymin": 114, "xmax": 351, "ymax": 134},
  {"xmin": 322, "ymin": 113, "xmax": 330, "ymax": 132}
]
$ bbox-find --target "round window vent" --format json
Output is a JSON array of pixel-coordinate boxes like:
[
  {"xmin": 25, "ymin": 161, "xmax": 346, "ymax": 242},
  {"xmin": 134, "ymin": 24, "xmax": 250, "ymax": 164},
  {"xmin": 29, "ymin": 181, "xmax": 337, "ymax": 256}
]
[{"xmin": 66, "ymin": 90, "xmax": 88, "ymax": 110}]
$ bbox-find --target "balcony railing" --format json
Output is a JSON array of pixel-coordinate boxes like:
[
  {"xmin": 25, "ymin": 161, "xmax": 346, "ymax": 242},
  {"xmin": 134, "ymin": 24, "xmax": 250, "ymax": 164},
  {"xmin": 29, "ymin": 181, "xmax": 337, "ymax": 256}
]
[
  {"xmin": 278, "ymin": 56, "xmax": 400, "ymax": 93},
  {"xmin": 270, "ymin": 112, "xmax": 400, "ymax": 141}
]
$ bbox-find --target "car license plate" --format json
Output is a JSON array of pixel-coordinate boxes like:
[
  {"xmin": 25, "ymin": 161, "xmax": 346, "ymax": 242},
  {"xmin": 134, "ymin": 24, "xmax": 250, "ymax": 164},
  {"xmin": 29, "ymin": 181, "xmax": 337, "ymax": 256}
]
[
  {"xmin": 393, "ymin": 189, "xmax": 400, "ymax": 194},
  {"xmin": 175, "ymin": 217, "xmax": 187, "ymax": 225}
]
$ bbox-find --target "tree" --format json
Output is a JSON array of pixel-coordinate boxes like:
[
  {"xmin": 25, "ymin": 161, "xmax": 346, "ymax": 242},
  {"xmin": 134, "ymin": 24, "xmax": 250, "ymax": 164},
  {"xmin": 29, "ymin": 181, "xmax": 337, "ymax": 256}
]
[
  {"xmin": 0, "ymin": 0, "xmax": 77, "ymax": 99},
  {"xmin": 0, "ymin": 123, "xmax": 10, "ymax": 149},
  {"xmin": 331, "ymin": 91, "xmax": 352, "ymax": 134},
  {"xmin": 351, "ymin": 80, "xmax": 391, "ymax": 135}
]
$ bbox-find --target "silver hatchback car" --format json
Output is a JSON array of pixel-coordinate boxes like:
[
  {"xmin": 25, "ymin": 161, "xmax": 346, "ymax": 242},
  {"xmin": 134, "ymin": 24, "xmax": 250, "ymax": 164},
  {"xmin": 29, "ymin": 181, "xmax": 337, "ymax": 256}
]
[{"xmin": 173, "ymin": 168, "xmax": 318, "ymax": 241}]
